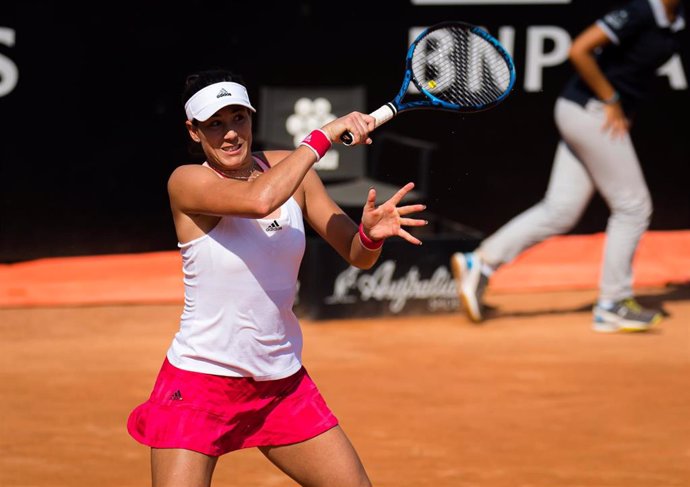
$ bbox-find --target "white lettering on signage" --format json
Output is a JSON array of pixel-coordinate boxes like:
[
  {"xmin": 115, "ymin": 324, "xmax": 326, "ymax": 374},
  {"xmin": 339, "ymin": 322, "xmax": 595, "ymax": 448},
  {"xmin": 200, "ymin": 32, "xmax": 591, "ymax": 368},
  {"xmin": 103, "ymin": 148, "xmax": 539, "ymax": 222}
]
[
  {"xmin": 497, "ymin": 26, "xmax": 515, "ymax": 60},
  {"xmin": 0, "ymin": 27, "xmax": 18, "ymax": 98},
  {"xmin": 325, "ymin": 260, "xmax": 460, "ymax": 314},
  {"xmin": 524, "ymin": 26, "xmax": 571, "ymax": 92},
  {"xmin": 412, "ymin": 26, "xmax": 512, "ymax": 95},
  {"xmin": 409, "ymin": 25, "xmax": 687, "ymax": 93},
  {"xmin": 657, "ymin": 54, "xmax": 688, "ymax": 89}
]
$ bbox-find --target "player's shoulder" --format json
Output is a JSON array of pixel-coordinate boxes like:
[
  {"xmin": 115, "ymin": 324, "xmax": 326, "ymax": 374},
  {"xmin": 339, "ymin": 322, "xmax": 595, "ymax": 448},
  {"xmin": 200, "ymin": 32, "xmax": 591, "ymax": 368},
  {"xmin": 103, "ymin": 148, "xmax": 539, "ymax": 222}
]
[
  {"xmin": 168, "ymin": 163, "xmax": 214, "ymax": 189},
  {"xmin": 169, "ymin": 163, "xmax": 208, "ymax": 179}
]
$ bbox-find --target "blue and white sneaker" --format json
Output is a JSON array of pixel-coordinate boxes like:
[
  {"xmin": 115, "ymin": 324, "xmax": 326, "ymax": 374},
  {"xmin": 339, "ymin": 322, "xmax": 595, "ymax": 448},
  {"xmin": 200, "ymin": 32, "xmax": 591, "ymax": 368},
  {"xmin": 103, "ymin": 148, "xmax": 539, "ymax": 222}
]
[
  {"xmin": 592, "ymin": 298, "xmax": 662, "ymax": 333},
  {"xmin": 451, "ymin": 252, "xmax": 489, "ymax": 323}
]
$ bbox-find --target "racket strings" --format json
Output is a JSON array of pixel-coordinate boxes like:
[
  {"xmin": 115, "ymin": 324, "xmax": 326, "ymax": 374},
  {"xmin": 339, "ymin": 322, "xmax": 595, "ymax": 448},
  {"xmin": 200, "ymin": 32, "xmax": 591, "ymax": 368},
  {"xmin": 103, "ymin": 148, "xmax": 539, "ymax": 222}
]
[{"xmin": 411, "ymin": 26, "xmax": 512, "ymax": 108}]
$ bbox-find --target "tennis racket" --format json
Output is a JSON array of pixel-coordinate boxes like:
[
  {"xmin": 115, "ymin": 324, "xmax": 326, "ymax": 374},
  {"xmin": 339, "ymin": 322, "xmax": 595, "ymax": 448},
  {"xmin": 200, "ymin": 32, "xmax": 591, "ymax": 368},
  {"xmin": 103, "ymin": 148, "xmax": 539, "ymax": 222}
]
[{"xmin": 341, "ymin": 21, "xmax": 516, "ymax": 145}]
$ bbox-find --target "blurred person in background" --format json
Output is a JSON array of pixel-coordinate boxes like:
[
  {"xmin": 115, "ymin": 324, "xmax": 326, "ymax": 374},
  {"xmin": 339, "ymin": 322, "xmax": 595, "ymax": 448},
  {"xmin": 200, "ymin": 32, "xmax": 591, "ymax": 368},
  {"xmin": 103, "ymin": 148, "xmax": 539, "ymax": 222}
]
[{"xmin": 452, "ymin": 0, "xmax": 685, "ymax": 332}]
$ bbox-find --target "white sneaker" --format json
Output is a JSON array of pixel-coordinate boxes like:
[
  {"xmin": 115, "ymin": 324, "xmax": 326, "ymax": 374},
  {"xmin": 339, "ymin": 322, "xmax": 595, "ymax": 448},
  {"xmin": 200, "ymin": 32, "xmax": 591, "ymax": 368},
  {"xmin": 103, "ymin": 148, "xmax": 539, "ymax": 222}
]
[{"xmin": 450, "ymin": 252, "xmax": 489, "ymax": 323}]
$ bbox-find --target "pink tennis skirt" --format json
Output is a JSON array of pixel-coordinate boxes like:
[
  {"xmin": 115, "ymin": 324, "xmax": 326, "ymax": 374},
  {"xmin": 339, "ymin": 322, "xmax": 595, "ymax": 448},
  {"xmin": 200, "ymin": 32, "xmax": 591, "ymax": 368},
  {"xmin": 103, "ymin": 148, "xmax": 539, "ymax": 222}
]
[{"xmin": 127, "ymin": 358, "xmax": 338, "ymax": 456}]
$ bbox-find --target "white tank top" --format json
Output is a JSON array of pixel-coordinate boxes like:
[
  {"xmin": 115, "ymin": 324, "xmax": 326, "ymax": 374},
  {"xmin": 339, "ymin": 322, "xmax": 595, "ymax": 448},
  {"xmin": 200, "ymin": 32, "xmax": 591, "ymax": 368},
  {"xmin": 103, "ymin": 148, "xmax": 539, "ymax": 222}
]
[{"xmin": 166, "ymin": 161, "xmax": 306, "ymax": 381}]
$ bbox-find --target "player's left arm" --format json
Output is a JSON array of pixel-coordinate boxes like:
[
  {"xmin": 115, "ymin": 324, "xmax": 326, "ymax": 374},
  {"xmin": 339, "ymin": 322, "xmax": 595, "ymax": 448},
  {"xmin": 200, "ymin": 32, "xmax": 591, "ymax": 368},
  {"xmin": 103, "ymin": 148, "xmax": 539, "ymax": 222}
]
[
  {"xmin": 300, "ymin": 169, "xmax": 427, "ymax": 270},
  {"xmin": 299, "ymin": 169, "xmax": 379, "ymax": 269}
]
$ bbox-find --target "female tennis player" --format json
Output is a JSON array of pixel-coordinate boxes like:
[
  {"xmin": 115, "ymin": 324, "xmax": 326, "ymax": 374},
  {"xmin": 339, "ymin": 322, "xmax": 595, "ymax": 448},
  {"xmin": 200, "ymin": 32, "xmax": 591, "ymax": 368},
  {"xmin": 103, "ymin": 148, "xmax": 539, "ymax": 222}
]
[{"xmin": 126, "ymin": 68, "xmax": 427, "ymax": 487}]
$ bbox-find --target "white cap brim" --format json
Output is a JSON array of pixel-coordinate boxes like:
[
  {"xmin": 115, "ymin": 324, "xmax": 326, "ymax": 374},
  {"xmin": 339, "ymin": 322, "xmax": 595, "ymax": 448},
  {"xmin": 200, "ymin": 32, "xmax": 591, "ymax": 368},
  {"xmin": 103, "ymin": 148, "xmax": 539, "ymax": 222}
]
[{"xmin": 184, "ymin": 81, "xmax": 256, "ymax": 122}]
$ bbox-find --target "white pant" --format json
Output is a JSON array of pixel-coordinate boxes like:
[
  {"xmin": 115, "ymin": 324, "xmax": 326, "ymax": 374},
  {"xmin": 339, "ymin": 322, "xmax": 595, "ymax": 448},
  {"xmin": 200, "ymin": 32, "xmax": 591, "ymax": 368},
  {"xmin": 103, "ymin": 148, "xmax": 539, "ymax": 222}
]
[{"xmin": 480, "ymin": 97, "xmax": 652, "ymax": 302}]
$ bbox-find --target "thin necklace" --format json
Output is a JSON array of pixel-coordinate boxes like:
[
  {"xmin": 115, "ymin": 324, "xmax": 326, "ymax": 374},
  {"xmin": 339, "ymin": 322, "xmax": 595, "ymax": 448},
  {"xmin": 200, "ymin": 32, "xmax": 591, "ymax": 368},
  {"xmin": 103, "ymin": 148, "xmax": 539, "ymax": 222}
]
[{"xmin": 207, "ymin": 161, "xmax": 261, "ymax": 181}]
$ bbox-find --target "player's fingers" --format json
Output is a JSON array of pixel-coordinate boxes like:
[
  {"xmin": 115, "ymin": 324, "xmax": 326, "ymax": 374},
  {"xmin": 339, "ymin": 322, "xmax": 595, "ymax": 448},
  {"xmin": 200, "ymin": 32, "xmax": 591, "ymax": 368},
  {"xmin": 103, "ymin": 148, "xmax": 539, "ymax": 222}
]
[
  {"xmin": 364, "ymin": 187, "xmax": 377, "ymax": 210},
  {"xmin": 387, "ymin": 182, "xmax": 416, "ymax": 205},
  {"xmin": 399, "ymin": 217, "xmax": 428, "ymax": 227},
  {"xmin": 358, "ymin": 115, "xmax": 375, "ymax": 145},
  {"xmin": 337, "ymin": 114, "xmax": 364, "ymax": 145},
  {"xmin": 397, "ymin": 204, "xmax": 427, "ymax": 216},
  {"xmin": 398, "ymin": 228, "xmax": 422, "ymax": 246},
  {"xmin": 357, "ymin": 117, "xmax": 371, "ymax": 139},
  {"xmin": 363, "ymin": 114, "xmax": 376, "ymax": 131}
]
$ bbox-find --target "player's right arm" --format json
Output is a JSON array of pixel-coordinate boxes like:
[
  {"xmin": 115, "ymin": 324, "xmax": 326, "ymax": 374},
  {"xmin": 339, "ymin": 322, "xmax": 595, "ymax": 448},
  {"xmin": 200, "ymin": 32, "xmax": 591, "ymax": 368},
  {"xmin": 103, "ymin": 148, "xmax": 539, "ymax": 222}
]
[{"xmin": 168, "ymin": 112, "xmax": 372, "ymax": 219}]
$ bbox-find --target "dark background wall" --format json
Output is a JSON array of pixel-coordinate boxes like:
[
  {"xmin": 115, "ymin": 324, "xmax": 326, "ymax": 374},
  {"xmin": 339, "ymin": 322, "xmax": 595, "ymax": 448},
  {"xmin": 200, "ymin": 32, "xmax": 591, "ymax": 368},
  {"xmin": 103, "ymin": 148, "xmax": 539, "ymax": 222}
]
[{"xmin": 1, "ymin": 0, "xmax": 688, "ymax": 263}]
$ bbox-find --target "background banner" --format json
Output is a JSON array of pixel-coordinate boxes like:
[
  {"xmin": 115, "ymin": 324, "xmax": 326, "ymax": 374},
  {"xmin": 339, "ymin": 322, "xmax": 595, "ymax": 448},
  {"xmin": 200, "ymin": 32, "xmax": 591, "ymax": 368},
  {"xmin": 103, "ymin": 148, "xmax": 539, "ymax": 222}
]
[{"xmin": 1, "ymin": 1, "xmax": 688, "ymax": 262}]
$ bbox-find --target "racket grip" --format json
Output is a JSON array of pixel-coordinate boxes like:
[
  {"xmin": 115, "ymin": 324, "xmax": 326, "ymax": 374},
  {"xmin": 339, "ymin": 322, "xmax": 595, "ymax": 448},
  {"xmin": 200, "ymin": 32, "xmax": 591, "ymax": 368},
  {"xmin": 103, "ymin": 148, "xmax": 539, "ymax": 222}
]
[
  {"xmin": 370, "ymin": 103, "xmax": 397, "ymax": 127},
  {"xmin": 340, "ymin": 131, "xmax": 355, "ymax": 146},
  {"xmin": 340, "ymin": 103, "xmax": 397, "ymax": 146}
]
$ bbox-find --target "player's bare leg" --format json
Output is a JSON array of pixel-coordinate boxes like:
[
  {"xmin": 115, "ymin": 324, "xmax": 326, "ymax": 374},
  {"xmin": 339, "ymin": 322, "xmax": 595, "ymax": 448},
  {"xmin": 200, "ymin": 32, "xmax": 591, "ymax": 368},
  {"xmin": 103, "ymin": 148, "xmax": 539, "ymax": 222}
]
[
  {"xmin": 259, "ymin": 425, "xmax": 372, "ymax": 487},
  {"xmin": 151, "ymin": 448, "xmax": 218, "ymax": 487}
]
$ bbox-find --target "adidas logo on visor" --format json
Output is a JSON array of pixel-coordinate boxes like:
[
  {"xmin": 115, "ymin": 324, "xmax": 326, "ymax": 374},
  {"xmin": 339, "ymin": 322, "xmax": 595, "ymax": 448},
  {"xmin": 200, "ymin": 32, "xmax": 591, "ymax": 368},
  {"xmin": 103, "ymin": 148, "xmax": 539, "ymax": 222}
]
[{"xmin": 216, "ymin": 88, "xmax": 232, "ymax": 98}]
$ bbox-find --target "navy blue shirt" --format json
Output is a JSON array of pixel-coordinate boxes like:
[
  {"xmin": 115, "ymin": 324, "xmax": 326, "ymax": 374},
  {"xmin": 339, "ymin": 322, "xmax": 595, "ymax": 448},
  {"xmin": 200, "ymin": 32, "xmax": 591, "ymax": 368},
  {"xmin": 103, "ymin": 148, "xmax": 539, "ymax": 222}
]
[{"xmin": 561, "ymin": 0, "xmax": 685, "ymax": 117}]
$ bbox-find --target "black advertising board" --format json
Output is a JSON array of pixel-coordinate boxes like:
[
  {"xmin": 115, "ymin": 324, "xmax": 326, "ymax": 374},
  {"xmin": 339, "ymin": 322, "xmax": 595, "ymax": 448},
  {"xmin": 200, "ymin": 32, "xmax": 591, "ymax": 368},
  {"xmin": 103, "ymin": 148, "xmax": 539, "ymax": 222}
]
[{"xmin": 1, "ymin": 1, "xmax": 688, "ymax": 262}]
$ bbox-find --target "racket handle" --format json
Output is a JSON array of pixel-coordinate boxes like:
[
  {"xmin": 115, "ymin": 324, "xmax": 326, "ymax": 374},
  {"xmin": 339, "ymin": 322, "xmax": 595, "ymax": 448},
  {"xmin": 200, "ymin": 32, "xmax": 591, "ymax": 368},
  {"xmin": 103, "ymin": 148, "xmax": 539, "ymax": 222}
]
[{"xmin": 340, "ymin": 103, "xmax": 397, "ymax": 146}]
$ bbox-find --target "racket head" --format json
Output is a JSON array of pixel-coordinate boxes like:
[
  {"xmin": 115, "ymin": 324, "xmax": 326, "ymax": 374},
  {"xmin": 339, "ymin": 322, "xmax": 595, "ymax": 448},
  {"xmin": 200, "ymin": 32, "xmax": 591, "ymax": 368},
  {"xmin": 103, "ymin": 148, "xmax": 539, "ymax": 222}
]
[{"xmin": 395, "ymin": 21, "xmax": 516, "ymax": 113}]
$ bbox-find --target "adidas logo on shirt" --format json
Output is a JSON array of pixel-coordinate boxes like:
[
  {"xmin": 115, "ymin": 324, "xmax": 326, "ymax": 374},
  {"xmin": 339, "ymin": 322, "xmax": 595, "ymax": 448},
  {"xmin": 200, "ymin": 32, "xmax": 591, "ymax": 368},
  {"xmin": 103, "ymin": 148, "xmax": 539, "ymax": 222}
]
[{"xmin": 266, "ymin": 220, "xmax": 282, "ymax": 232}]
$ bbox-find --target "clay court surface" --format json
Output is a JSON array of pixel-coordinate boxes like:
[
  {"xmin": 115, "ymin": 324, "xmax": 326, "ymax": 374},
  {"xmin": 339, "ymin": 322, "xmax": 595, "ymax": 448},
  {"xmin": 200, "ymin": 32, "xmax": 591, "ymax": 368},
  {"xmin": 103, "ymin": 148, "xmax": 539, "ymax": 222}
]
[{"xmin": 2, "ymin": 285, "xmax": 689, "ymax": 487}]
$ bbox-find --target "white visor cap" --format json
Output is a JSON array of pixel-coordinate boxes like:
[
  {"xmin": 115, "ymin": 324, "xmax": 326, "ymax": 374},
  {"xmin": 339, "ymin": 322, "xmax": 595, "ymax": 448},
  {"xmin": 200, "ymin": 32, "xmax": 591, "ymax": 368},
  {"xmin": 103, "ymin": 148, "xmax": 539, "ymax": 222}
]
[{"xmin": 184, "ymin": 81, "xmax": 256, "ymax": 122}]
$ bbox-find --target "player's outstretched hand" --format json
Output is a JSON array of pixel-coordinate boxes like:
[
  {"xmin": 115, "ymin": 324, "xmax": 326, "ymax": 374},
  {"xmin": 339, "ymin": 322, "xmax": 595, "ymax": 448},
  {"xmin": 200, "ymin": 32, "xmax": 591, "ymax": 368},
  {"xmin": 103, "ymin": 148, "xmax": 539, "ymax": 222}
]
[{"xmin": 360, "ymin": 182, "xmax": 428, "ymax": 246}]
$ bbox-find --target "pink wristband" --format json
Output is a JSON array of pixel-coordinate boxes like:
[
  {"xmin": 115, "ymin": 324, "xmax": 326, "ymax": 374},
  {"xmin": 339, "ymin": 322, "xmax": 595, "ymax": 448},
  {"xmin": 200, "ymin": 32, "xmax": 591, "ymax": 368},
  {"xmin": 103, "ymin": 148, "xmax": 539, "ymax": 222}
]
[
  {"xmin": 299, "ymin": 129, "xmax": 332, "ymax": 161},
  {"xmin": 358, "ymin": 222, "xmax": 384, "ymax": 250}
]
